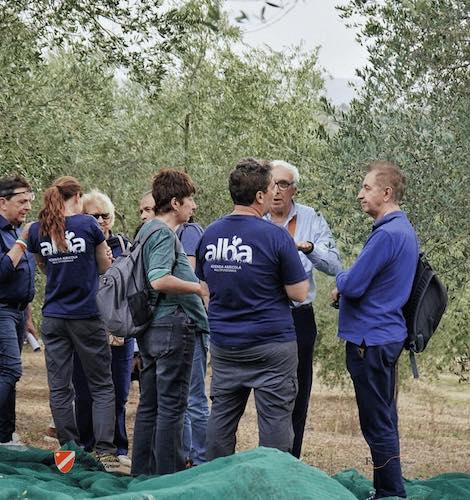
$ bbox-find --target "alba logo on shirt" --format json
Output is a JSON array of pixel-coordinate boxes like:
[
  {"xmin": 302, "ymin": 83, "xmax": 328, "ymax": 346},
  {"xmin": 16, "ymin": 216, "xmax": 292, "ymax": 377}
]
[
  {"xmin": 205, "ymin": 236, "xmax": 253, "ymax": 263},
  {"xmin": 40, "ymin": 231, "xmax": 86, "ymax": 256}
]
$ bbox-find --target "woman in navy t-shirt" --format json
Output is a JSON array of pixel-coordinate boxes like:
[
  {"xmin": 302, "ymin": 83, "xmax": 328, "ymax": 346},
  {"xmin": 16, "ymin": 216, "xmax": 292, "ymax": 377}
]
[{"xmin": 28, "ymin": 176, "xmax": 119, "ymax": 468}]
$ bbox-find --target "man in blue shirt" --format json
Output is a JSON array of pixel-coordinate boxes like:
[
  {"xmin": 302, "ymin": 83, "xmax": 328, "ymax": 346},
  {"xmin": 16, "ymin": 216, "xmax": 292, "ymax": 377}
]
[
  {"xmin": 332, "ymin": 161, "xmax": 418, "ymax": 499},
  {"xmin": 0, "ymin": 175, "xmax": 36, "ymax": 446},
  {"xmin": 265, "ymin": 160, "xmax": 342, "ymax": 458},
  {"xmin": 196, "ymin": 158, "xmax": 309, "ymax": 459}
]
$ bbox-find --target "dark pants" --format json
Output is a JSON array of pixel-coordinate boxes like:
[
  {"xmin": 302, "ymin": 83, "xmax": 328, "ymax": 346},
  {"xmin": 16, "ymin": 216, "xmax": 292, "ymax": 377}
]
[
  {"xmin": 131, "ymin": 309, "xmax": 195, "ymax": 476},
  {"xmin": 205, "ymin": 340, "xmax": 298, "ymax": 460},
  {"xmin": 73, "ymin": 337, "xmax": 134, "ymax": 455},
  {"xmin": 41, "ymin": 317, "xmax": 116, "ymax": 455},
  {"xmin": 0, "ymin": 307, "xmax": 25, "ymax": 442},
  {"xmin": 346, "ymin": 340, "xmax": 407, "ymax": 499},
  {"xmin": 291, "ymin": 304, "xmax": 317, "ymax": 458}
]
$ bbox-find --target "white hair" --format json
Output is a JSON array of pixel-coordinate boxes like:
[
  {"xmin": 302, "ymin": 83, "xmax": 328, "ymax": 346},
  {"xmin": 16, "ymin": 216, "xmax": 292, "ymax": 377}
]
[
  {"xmin": 271, "ymin": 160, "xmax": 300, "ymax": 185},
  {"xmin": 82, "ymin": 189, "xmax": 115, "ymax": 227}
]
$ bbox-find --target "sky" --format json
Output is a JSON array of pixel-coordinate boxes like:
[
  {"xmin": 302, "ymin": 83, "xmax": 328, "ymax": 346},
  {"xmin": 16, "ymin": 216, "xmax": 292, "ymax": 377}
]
[{"xmin": 226, "ymin": 0, "xmax": 369, "ymax": 103}]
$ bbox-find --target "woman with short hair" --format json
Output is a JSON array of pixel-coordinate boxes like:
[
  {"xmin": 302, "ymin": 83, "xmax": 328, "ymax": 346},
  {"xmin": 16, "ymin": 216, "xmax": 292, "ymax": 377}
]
[
  {"xmin": 72, "ymin": 189, "xmax": 133, "ymax": 467},
  {"xmin": 27, "ymin": 176, "xmax": 119, "ymax": 470},
  {"xmin": 131, "ymin": 169, "xmax": 209, "ymax": 476}
]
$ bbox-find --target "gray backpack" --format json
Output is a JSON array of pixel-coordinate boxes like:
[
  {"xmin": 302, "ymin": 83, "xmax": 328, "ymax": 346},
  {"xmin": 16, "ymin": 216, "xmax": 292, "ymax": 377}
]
[{"xmin": 96, "ymin": 221, "xmax": 169, "ymax": 338}]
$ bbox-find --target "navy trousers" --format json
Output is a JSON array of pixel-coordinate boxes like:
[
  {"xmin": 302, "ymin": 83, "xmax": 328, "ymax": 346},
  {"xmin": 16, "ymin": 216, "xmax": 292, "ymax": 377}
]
[
  {"xmin": 0, "ymin": 307, "xmax": 25, "ymax": 442},
  {"xmin": 346, "ymin": 340, "xmax": 407, "ymax": 499},
  {"xmin": 291, "ymin": 304, "xmax": 317, "ymax": 458}
]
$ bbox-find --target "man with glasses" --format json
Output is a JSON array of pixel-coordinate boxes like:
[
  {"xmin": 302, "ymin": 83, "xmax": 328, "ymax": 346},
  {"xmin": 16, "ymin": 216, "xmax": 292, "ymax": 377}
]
[
  {"xmin": 197, "ymin": 158, "xmax": 309, "ymax": 459},
  {"xmin": 265, "ymin": 160, "xmax": 342, "ymax": 458},
  {"xmin": 0, "ymin": 175, "xmax": 36, "ymax": 445}
]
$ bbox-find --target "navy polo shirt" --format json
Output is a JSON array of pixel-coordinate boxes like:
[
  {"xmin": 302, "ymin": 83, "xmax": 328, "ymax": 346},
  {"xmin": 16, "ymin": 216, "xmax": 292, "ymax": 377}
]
[{"xmin": 0, "ymin": 215, "xmax": 35, "ymax": 304}]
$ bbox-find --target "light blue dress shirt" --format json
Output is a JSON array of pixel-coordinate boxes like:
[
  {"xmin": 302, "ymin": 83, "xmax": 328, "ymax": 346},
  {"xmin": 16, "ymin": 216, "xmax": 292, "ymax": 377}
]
[{"xmin": 265, "ymin": 202, "xmax": 342, "ymax": 306}]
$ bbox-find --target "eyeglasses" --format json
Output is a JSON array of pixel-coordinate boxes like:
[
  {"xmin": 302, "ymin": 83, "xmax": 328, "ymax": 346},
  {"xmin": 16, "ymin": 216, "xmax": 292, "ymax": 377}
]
[
  {"xmin": 90, "ymin": 213, "xmax": 111, "ymax": 220},
  {"xmin": 274, "ymin": 181, "xmax": 295, "ymax": 191},
  {"xmin": 0, "ymin": 190, "xmax": 35, "ymax": 201}
]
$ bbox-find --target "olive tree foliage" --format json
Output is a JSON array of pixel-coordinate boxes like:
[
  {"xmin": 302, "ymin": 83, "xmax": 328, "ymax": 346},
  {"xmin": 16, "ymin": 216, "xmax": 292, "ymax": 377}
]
[
  {"xmin": 315, "ymin": 0, "xmax": 470, "ymax": 382},
  {"xmin": 0, "ymin": 0, "xmax": 209, "ymax": 88},
  {"xmin": 0, "ymin": 1, "xmax": 226, "ymax": 220},
  {"xmin": 117, "ymin": 38, "xmax": 329, "ymax": 226},
  {"xmin": 0, "ymin": 16, "xmax": 118, "ymax": 185}
]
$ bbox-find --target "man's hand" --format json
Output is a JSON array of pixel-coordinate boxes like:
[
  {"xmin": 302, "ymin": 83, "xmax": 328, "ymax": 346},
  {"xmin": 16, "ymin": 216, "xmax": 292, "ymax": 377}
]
[
  {"xmin": 330, "ymin": 287, "xmax": 340, "ymax": 309},
  {"xmin": 297, "ymin": 241, "xmax": 314, "ymax": 254},
  {"xmin": 25, "ymin": 304, "xmax": 39, "ymax": 339},
  {"xmin": 105, "ymin": 244, "xmax": 114, "ymax": 262}
]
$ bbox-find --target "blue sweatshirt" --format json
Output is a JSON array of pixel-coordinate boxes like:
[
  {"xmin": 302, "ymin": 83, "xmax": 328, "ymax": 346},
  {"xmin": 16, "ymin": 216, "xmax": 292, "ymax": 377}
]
[
  {"xmin": 336, "ymin": 211, "xmax": 418, "ymax": 346},
  {"xmin": 0, "ymin": 215, "xmax": 35, "ymax": 304}
]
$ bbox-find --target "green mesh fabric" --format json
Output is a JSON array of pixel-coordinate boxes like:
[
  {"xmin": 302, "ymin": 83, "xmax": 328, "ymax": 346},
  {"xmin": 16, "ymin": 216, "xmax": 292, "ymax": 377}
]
[
  {"xmin": 334, "ymin": 468, "xmax": 470, "ymax": 500},
  {"xmin": 0, "ymin": 444, "xmax": 468, "ymax": 499}
]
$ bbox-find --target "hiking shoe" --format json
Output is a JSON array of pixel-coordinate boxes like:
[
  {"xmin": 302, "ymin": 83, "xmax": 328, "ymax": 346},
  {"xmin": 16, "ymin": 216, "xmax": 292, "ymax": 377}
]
[
  {"xmin": 95, "ymin": 453, "xmax": 121, "ymax": 473},
  {"xmin": 117, "ymin": 454, "xmax": 132, "ymax": 467},
  {"xmin": 44, "ymin": 426, "xmax": 59, "ymax": 443}
]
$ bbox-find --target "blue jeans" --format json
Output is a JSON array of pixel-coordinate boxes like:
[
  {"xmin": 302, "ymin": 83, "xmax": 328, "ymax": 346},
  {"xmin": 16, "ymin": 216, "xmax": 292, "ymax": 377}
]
[
  {"xmin": 346, "ymin": 340, "xmax": 406, "ymax": 499},
  {"xmin": 73, "ymin": 337, "xmax": 134, "ymax": 455},
  {"xmin": 183, "ymin": 331, "xmax": 209, "ymax": 464},
  {"xmin": 0, "ymin": 307, "xmax": 25, "ymax": 443},
  {"xmin": 131, "ymin": 309, "xmax": 195, "ymax": 476}
]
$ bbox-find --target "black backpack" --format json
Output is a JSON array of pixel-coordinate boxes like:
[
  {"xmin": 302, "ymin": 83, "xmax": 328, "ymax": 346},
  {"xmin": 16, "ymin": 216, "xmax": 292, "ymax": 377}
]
[{"xmin": 402, "ymin": 253, "xmax": 448, "ymax": 378}]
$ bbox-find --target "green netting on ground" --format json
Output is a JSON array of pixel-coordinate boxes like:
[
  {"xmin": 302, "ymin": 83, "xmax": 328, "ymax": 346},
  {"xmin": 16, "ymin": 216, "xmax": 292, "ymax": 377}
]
[
  {"xmin": 334, "ymin": 469, "xmax": 470, "ymax": 500},
  {"xmin": 0, "ymin": 444, "xmax": 469, "ymax": 499}
]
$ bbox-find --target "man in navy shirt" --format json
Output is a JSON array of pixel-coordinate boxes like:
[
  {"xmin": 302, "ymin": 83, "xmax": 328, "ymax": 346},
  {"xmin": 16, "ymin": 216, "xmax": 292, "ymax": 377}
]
[
  {"xmin": 196, "ymin": 158, "xmax": 309, "ymax": 459},
  {"xmin": 0, "ymin": 175, "xmax": 35, "ymax": 445},
  {"xmin": 332, "ymin": 161, "xmax": 418, "ymax": 499}
]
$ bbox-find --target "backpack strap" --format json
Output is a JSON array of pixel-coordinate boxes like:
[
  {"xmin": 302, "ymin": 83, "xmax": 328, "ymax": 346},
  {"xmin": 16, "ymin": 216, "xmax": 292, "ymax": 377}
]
[
  {"xmin": 135, "ymin": 221, "xmax": 168, "ymax": 247},
  {"xmin": 136, "ymin": 222, "xmax": 180, "ymax": 305},
  {"xmin": 409, "ymin": 351, "xmax": 419, "ymax": 379},
  {"xmin": 116, "ymin": 234, "xmax": 128, "ymax": 254}
]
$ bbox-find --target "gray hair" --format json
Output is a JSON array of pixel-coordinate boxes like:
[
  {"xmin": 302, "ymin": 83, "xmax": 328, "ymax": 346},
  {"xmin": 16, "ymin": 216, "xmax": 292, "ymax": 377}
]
[
  {"xmin": 271, "ymin": 160, "xmax": 300, "ymax": 185},
  {"xmin": 82, "ymin": 189, "xmax": 115, "ymax": 227}
]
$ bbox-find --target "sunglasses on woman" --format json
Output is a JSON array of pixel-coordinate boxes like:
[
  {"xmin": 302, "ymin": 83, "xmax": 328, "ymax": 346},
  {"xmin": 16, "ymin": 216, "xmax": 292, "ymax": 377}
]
[{"xmin": 90, "ymin": 213, "xmax": 111, "ymax": 220}]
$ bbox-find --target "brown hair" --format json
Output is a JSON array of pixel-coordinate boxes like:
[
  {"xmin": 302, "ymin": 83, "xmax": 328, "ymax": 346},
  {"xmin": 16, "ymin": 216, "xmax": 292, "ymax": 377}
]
[
  {"xmin": 368, "ymin": 161, "xmax": 406, "ymax": 203},
  {"xmin": 152, "ymin": 169, "xmax": 196, "ymax": 215},
  {"xmin": 38, "ymin": 176, "xmax": 83, "ymax": 252},
  {"xmin": 229, "ymin": 157, "xmax": 272, "ymax": 205}
]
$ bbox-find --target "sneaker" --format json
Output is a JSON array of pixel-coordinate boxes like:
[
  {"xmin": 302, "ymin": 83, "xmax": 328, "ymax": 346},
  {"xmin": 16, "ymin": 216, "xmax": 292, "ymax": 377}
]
[
  {"xmin": 94, "ymin": 453, "xmax": 121, "ymax": 473},
  {"xmin": 117, "ymin": 454, "xmax": 132, "ymax": 467},
  {"xmin": 44, "ymin": 426, "xmax": 59, "ymax": 443}
]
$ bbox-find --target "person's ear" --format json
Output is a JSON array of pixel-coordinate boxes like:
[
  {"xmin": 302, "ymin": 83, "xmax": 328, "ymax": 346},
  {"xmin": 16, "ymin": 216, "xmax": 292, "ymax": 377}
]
[
  {"xmin": 384, "ymin": 186, "xmax": 393, "ymax": 202},
  {"xmin": 171, "ymin": 197, "xmax": 180, "ymax": 212}
]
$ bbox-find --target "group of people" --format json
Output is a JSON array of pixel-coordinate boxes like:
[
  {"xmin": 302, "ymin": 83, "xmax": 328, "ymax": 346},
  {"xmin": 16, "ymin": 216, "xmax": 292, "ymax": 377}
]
[{"xmin": 0, "ymin": 157, "xmax": 418, "ymax": 499}]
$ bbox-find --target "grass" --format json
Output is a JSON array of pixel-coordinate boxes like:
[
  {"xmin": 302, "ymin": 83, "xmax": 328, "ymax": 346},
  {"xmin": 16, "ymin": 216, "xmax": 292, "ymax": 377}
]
[{"xmin": 17, "ymin": 346, "xmax": 470, "ymax": 479}]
